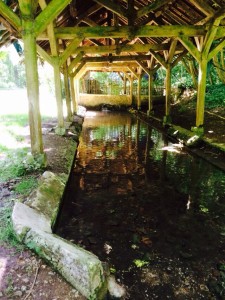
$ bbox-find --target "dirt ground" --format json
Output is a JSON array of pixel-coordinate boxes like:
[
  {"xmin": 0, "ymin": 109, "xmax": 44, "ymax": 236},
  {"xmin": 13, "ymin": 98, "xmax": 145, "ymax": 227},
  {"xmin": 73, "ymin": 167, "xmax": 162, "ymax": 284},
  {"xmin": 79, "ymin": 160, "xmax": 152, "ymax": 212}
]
[
  {"xmin": 0, "ymin": 101, "xmax": 225, "ymax": 300},
  {"xmin": 0, "ymin": 119, "xmax": 86, "ymax": 300}
]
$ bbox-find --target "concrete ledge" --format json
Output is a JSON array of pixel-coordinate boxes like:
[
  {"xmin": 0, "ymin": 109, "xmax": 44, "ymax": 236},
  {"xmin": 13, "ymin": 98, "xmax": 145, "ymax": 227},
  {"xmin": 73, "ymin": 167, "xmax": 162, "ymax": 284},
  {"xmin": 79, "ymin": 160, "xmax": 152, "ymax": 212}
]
[{"xmin": 12, "ymin": 171, "xmax": 106, "ymax": 299}]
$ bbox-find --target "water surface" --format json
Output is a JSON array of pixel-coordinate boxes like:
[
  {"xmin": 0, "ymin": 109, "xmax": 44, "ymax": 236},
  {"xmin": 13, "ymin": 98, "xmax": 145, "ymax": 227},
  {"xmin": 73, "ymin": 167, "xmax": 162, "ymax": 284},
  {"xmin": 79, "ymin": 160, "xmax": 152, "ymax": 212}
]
[{"xmin": 56, "ymin": 111, "xmax": 225, "ymax": 299}]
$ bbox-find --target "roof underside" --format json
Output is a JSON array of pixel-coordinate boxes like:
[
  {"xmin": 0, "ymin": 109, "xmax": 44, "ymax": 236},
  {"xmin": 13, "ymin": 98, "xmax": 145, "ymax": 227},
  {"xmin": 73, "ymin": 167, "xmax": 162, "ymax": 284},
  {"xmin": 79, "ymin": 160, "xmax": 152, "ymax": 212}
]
[{"xmin": 1, "ymin": 0, "xmax": 225, "ymax": 75}]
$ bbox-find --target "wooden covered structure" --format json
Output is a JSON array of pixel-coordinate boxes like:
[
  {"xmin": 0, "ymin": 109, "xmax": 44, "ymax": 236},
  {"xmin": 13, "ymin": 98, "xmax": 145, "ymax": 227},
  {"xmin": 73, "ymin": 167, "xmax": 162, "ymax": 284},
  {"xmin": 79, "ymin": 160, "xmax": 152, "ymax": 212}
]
[{"xmin": 1, "ymin": 0, "xmax": 225, "ymax": 157}]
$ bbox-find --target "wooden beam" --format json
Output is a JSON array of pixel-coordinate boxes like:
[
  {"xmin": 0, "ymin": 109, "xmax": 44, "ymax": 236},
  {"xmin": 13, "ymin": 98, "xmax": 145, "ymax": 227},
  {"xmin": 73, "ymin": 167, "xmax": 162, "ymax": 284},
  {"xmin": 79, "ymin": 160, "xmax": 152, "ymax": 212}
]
[
  {"xmin": 208, "ymin": 38, "xmax": 225, "ymax": 61},
  {"xmin": 36, "ymin": 44, "xmax": 53, "ymax": 65},
  {"xmin": 39, "ymin": 0, "xmax": 58, "ymax": 56},
  {"xmin": 189, "ymin": 0, "xmax": 215, "ymax": 16},
  {"xmin": 136, "ymin": 60, "xmax": 151, "ymax": 76},
  {"xmin": 196, "ymin": 58, "xmax": 207, "ymax": 127},
  {"xmin": 71, "ymin": 61, "xmax": 86, "ymax": 78},
  {"xmin": 92, "ymin": 0, "xmax": 128, "ymax": 19},
  {"xmin": 59, "ymin": 38, "xmax": 82, "ymax": 66},
  {"xmin": 137, "ymin": 0, "xmax": 171, "ymax": 19},
  {"xmin": 202, "ymin": 19, "xmax": 220, "ymax": 58},
  {"xmin": 167, "ymin": 40, "xmax": 177, "ymax": 63},
  {"xmin": 63, "ymin": 62, "xmax": 72, "ymax": 120},
  {"xmin": 83, "ymin": 54, "xmax": 152, "ymax": 63},
  {"xmin": 171, "ymin": 51, "xmax": 187, "ymax": 68},
  {"xmin": 0, "ymin": 1, "xmax": 21, "ymax": 31},
  {"xmin": 52, "ymin": 57, "xmax": 64, "ymax": 128},
  {"xmin": 148, "ymin": 50, "xmax": 168, "ymax": 68},
  {"xmin": 54, "ymin": 25, "xmax": 207, "ymax": 40},
  {"xmin": 128, "ymin": 0, "xmax": 135, "ymax": 26},
  {"xmin": 74, "ymin": 3, "xmax": 102, "ymax": 26},
  {"xmin": 68, "ymin": 51, "xmax": 84, "ymax": 74},
  {"xmin": 34, "ymin": 0, "xmax": 71, "ymax": 36},
  {"xmin": 178, "ymin": 36, "xmax": 200, "ymax": 62}
]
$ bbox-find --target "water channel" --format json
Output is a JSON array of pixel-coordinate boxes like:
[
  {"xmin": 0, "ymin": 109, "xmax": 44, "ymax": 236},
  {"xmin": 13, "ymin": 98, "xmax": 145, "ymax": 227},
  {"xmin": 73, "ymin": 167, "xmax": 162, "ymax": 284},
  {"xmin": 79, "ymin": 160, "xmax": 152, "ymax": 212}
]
[{"xmin": 56, "ymin": 111, "xmax": 225, "ymax": 299}]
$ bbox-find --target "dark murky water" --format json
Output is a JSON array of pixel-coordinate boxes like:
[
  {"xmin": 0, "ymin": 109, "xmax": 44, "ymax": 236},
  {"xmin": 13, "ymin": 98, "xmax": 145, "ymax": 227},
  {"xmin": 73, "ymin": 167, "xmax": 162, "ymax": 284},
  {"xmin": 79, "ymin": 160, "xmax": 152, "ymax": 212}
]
[{"xmin": 56, "ymin": 111, "xmax": 225, "ymax": 299}]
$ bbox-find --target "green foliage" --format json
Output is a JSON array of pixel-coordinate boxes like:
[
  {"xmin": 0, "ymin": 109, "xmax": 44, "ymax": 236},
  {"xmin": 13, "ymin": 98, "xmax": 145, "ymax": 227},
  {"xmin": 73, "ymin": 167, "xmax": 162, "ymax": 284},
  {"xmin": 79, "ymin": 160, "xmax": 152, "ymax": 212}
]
[
  {"xmin": 133, "ymin": 259, "xmax": 149, "ymax": 268},
  {"xmin": 0, "ymin": 50, "xmax": 26, "ymax": 89},
  {"xmin": 14, "ymin": 177, "xmax": 38, "ymax": 195},
  {"xmin": 0, "ymin": 148, "xmax": 44, "ymax": 182},
  {"xmin": 0, "ymin": 205, "xmax": 24, "ymax": 250},
  {"xmin": 205, "ymin": 84, "xmax": 225, "ymax": 109},
  {"xmin": 1, "ymin": 114, "xmax": 29, "ymax": 127}
]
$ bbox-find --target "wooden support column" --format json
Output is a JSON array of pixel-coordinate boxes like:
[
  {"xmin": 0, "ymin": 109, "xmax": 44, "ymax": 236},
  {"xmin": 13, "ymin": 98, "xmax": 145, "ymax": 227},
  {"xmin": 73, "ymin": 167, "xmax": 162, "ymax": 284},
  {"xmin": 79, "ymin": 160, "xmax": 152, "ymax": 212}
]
[
  {"xmin": 147, "ymin": 73, "xmax": 154, "ymax": 116},
  {"xmin": 63, "ymin": 62, "xmax": 72, "ymax": 120},
  {"xmin": 164, "ymin": 64, "xmax": 172, "ymax": 123},
  {"xmin": 123, "ymin": 72, "xmax": 127, "ymax": 94},
  {"xmin": 130, "ymin": 75, "xmax": 134, "ymax": 106},
  {"xmin": 19, "ymin": 0, "xmax": 44, "ymax": 158},
  {"xmin": 196, "ymin": 57, "xmax": 207, "ymax": 127},
  {"xmin": 70, "ymin": 76, "xmax": 78, "ymax": 114},
  {"xmin": 52, "ymin": 57, "xmax": 65, "ymax": 133},
  {"xmin": 75, "ymin": 79, "xmax": 80, "ymax": 109},
  {"xmin": 137, "ymin": 74, "xmax": 141, "ymax": 110}
]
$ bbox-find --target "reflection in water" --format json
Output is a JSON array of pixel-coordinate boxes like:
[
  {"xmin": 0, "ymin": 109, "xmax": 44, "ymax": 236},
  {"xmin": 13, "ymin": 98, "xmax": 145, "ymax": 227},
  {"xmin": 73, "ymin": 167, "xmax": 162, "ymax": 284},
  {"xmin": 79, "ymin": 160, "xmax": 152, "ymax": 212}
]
[{"xmin": 56, "ymin": 112, "xmax": 225, "ymax": 299}]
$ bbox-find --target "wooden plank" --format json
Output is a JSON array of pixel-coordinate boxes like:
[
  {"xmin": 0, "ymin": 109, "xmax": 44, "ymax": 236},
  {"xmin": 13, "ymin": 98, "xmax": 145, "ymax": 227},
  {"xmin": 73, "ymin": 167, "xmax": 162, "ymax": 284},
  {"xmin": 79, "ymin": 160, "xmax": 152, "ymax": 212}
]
[
  {"xmin": 178, "ymin": 36, "xmax": 200, "ymax": 62},
  {"xmin": 92, "ymin": 0, "xmax": 128, "ymax": 19},
  {"xmin": 0, "ymin": 1, "xmax": 21, "ymax": 31},
  {"xmin": 34, "ymin": 0, "xmax": 71, "ymax": 36},
  {"xmin": 137, "ymin": 0, "xmax": 171, "ymax": 19},
  {"xmin": 54, "ymin": 25, "xmax": 207, "ymax": 40}
]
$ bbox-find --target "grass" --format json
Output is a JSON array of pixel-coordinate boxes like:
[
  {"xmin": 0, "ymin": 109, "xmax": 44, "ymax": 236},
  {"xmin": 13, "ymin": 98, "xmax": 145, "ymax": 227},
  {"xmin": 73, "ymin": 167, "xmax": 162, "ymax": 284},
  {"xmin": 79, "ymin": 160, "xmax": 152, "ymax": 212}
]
[
  {"xmin": 14, "ymin": 177, "xmax": 38, "ymax": 196},
  {"xmin": 0, "ymin": 203, "xmax": 24, "ymax": 250}
]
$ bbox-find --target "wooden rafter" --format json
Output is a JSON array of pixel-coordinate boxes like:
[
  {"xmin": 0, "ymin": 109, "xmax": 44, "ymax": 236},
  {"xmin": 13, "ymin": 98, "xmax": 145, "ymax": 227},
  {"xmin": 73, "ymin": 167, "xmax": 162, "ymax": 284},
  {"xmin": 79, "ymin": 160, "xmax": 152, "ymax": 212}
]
[
  {"xmin": 189, "ymin": 0, "xmax": 215, "ymax": 16},
  {"xmin": 137, "ymin": 0, "xmax": 172, "ymax": 19},
  {"xmin": 92, "ymin": 0, "xmax": 128, "ymax": 19}
]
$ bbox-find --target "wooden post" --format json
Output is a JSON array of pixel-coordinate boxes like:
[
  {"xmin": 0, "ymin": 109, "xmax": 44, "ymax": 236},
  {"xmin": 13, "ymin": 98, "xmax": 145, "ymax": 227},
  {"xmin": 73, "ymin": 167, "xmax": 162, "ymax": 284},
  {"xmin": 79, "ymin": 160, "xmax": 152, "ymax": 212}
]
[
  {"xmin": 75, "ymin": 79, "xmax": 80, "ymax": 108},
  {"xmin": 137, "ymin": 74, "xmax": 141, "ymax": 110},
  {"xmin": 63, "ymin": 62, "xmax": 72, "ymax": 120},
  {"xmin": 196, "ymin": 58, "xmax": 207, "ymax": 127},
  {"xmin": 147, "ymin": 73, "xmax": 153, "ymax": 116},
  {"xmin": 164, "ymin": 64, "xmax": 171, "ymax": 124},
  {"xmin": 130, "ymin": 75, "xmax": 134, "ymax": 106},
  {"xmin": 19, "ymin": 0, "xmax": 44, "ymax": 157},
  {"xmin": 52, "ymin": 57, "xmax": 65, "ymax": 133},
  {"xmin": 70, "ymin": 76, "xmax": 78, "ymax": 114},
  {"xmin": 123, "ymin": 72, "xmax": 127, "ymax": 94}
]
